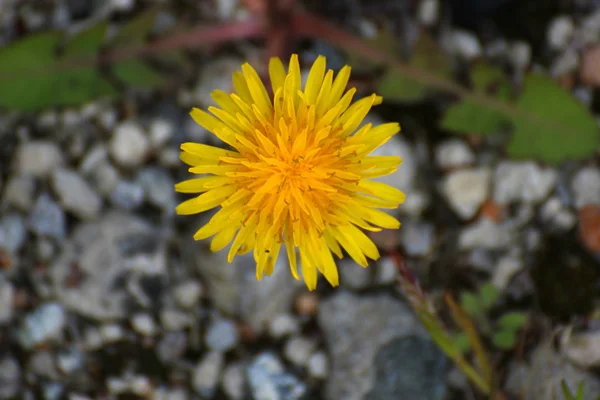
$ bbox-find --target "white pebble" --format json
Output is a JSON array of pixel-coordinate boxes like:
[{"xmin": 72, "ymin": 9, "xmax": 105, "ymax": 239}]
[
  {"xmin": 307, "ymin": 352, "xmax": 329, "ymax": 379},
  {"xmin": 442, "ymin": 168, "xmax": 491, "ymax": 219},
  {"xmin": 132, "ymin": 313, "xmax": 157, "ymax": 336},
  {"xmin": 110, "ymin": 121, "xmax": 150, "ymax": 168},
  {"xmin": 547, "ymin": 16, "xmax": 574, "ymax": 50}
]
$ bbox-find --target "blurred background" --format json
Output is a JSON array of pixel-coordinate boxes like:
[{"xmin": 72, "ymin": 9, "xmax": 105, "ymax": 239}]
[{"xmin": 0, "ymin": 0, "xmax": 600, "ymax": 399}]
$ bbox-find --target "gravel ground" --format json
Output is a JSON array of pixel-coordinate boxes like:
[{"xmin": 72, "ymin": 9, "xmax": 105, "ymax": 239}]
[{"xmin": 1, "ymin": 0, "xmax": 600, "ymax": 399}]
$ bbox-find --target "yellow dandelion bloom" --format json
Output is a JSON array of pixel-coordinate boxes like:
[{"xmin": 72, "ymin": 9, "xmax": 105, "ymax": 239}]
[{"xmin": 175, "ymin": 54, "xmax": 405, "ymax": 290}]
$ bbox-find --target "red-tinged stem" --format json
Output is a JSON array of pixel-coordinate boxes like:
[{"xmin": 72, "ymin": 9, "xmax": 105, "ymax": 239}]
[{"xmin": 103, "ymin": 18, "xmax": 266, "ymax": 64}]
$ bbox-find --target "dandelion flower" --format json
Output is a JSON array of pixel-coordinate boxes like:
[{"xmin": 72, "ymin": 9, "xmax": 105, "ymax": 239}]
[{"xmin": 175, "ymin": 54, "xmax": 405, "ymax": 290}]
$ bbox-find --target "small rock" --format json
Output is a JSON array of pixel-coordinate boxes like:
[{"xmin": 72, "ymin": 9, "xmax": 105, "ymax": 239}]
[
  {"xmin": 494, "ymin": 162, "xmax": 557, "ymax": 205},
  {"xmin": 400, "ymin": 220, "xmax": 435, "ymax": 256},
  {"xmin": 35, "ymin": 237, "xmax": 55, "ymax": 263},
  {"xmin": 318, "ymin": 292, "xmax": 426, "ymax": 400},
  {"xmin": 15, "ymin": 141, "xmax": 64, "ymax": 177},
  {"xmin": 548, "ymin": 16, "xmax": 574, "ymax": 50},
  {"xmin": 205, "ymin": 317, "xmax": 239, "ymax": 351},
  {"xmin": 459, "ymin": 218, "xmax": 513, "ymax": 250},
  {"xmin": 131, "ymin": 376, "xmax": 153, "ymax": 397},
  {"xmin": 0, "ymin": 356, "xmax": 21, "ymax": 398},
  {"xmin": 308, "ymin": 352, "xmax": 329, "ymax": 379},
  {"xmin": 110, "ymin": 180, "xmax": 144, "ymax": 210},
  {"xmin": 418, "ymin": 0, "xmax": 438, "ymax": 26},
  {"xmin": 192, "ymin": 351, "xmax": 224, "ymax": 397},
  {"xmin": 174, "ymin": 281, "xmax": 203, "ymax": 309},
  {"xmin": 152, "ymin": 387, "xmax": 188, "ymax": 400},
  {"xmin": 449, "ymin": 30, "xmax": 481, "ymax": 60},
  {"xmin": 137, "ymin": 167, "xmax": 175, "ymax": 210},
  {"xmin": 268, "ymin": 314, "xmax": 300, "ymax": 339},
  {"xmin": 157, "ymin": 332, "xmax": 188, "ymax": 363},
  {"xmin": 28, "ymin": 193, "xmax": 66, "ymax": 239},
  {"xmin": 562, "ymin": 330, "xmax": 600, "ymax": 368},
  {"xmin": 572, "ymin": 167, "xmax": 600, "ymax": 208},
  {"xmin": 247, "ymin": 353, "xmax": 307, "ymax": 400},
  {"xmin": 110, "ymin": 121, "xmax": 150, "ymax": 168},
  {"xmin": 88, "ymin": 162, "xmax": 120, "ymax": 196},
  {"xmin": 435, "ymin": 139, "xmax": 475, "ymax": 169},
  {"xmin": 222, "ymin": 363, "xmax": 245, "ymax": 400},
  {"xmin": 100, "ymin": 323, "xmax": 125, "ymax": 344},
  {"xmin": 149, "ymin": 118, "xmax": 174, "ymax": 149},
  {"xmin": 194, "ymin": 58, "xmax": 244, "ymax": 107},
  {"xmin": 0, "ymin": 213, "xmax": 26, "ymax": 253},
  {"xmin": 160, "ymin": 309, "xmax": 192, "ymax": 331},
  {"xmin": 540, "ymin": 196, "xmax": 577, "ymax": 231},
  {"xmin": 3, "ymin": 175, "xmax": 35, "ymax": 211},
  {"xmin": 508, "ymin": 41, "xmax": 532, "ymax": 70},
  {"xmin": 492, "ymin": 252, "xmax": 524, "ymax": 290},
  {"xmin": 283, "ymin": 336, "xmax": 317, "ymax": 367},
  {"xmin": 339, "ymin": 259, "xmax": 371, "ymax": 290},
  {"xmin": 442, "ymin": 168, "xmax": 491, "ymax": 219},
  {"xmin": 51, "ymin": 168, "xmax": 102, "ymax": 220},
  {"xmin": 0, "ymin": 279, "xmax": 14, "ymax": 323},
  {"xmin": 83, "ymin": 328, "xmax": 103, "ymax": 351},
  {"xmin": 132, "ymin": 313, "xmax": 157, "ymax": 336},
  {"xmin": 56, "ymin": 348, "xmax": 84, "ymax": 375},
  {"xmin": 18, "ymin": 303, "xmax": 66, "ymax": 349},
  {"xmin": 375, "ymin": 257, "xmax": 398, "ymax": 284}
]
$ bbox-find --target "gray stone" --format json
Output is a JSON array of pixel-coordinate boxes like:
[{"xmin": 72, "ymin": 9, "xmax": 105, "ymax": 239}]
[
  {"xmin": 50, "ymin": 212, "xmax": 167, "ymax": 320},
  {"xmin": 492, "ymin": 252, "xmax": 524, "ymax": 290},
  {"xmin": 283, "ymin": 336, "xmax": 317, "ymax": 367},
  {"xmin": 459, "ymin": 218, "xmax": 513, "ymax": 250},
  {"xmin": 417, "ymin": 0, "xmax": 438, "ymax": 26},
  {"xmin": 137, "ymin": 167, "xmax": 175, "ymax": 210},
  {"xmin": 0, "ymin": 356, "xmax": 21, "ymax": 398},
  {"xmin": 157, "ymin": 332, "xmax": 188, "ymax": 363},
  {"xmin": 160, "ymin": 309, "xmax": 192, "ymax": 331},
  {"xmin": 449, "ymin": 30, "xmax": 482, "ymax": 60},
  {"xmin": 494, "ymin": 162, "xmax": 557, "ymax": 205},
  {"xmin": 222, "ymin": 362, "xmax": 245, "ymax": 400},
  {"xmin": 56, "ymin": 347, "xmax": 84, "ymax": 375},
  {"xmin": 183, "ymin": 242, "xmax": 302, "ymax": 333},
  {"xmin": 572, "ymin": 167, "xmax": 600, "ymax": 208},
  {"xmin": 547, "ymin": 16, "xmax": 574, "ymax": 50},
  {"xmin": 318, "ymin": 292, "xmax": 425, "ymax": 400},
  {"xmin": 192, "ymin": 351, "xmax": 224, "ymax": 398},
  {"xmin": 110, "ymin": 180, "xmax": 144, "ymax": 210},
  {"xmin": 400, "ymin": 220, "xmax": 435, "ymax": 257},
  {"xmin": 0, "ymin": 279, "xmax": 14, "ymax": 323},
  {"xmin": 375, "ymin": 257, "xmax": 398, "ymax": 284},
  {"xmin": 435, "ymin": 139, "xmax": 475, "ymax": 169},
  {"xmin": 110, "ymin": 120, "xmax": 150, "ymax": 168},
  {"xmin": 15, "ymin": 141, "xmax": 64, "ymax": 177},
  {"xmin": 506, "ymin": 339, "xmax": 600, "ymax": 400},
  {"xmin": 173, "ymin": 281, "xmax": 203, "ymax": 309},
  {"xmin": 29, "ymin": 193, "xmax": 66, "ymax": 239},
  {"xmin": 562, "ymin": 330, "xmax": 600, "ymax": 368},
  {"xmin": 508, "ymin": 41, "xmax": 532, "ymax": 70},
  {"xmin": 131, "ymin": 313, "xmax": 157, "ymax": 336},
  {"xmin": 339, "ymin": 258, "xmax": 372, "ymax": 290},
  {"xmin": 149, "ymin": 118, "xmax": 174, "ymax": 149},
  {"xmin": 0, "ymin": 213, "xmax": 26, "ymax": 253},
  {"xmin": 443, "ymin": 168, "xmax": 491, "ymax": 219},
  {"xmin": 247, "ymin": 353, "xmax": 307, "ymax": 400},
  {"xmin": 205, "ymin": 317, "xmax": 239, "ymax": 351},
  {"xmin": 51, "ymin": 168, "xmax": 102, "ymax": 220},
  {"xmin": 540, "ymin": 196, "xmax": 577, "ymax": 231},
  {"xmin": 3, "ymin": 175, "xmax": 35, "ymax": 211},
  {"xmin": 100, "ymin": 323, "xmax": 125, "ymax": 344},
  {"xmin": 268, "ymin": 314, "xmax": 300, "ymax": 339},
  {"xmin": 364, "ymin": 335, "xmax": 447, "ymax": 400},
  {"xmin": 18, "ymin": 303, "xmax": 66, "ymax": 349},
  {"xmin": 307, "ymin": 352, "xmax": 329, "ymax": 379}
]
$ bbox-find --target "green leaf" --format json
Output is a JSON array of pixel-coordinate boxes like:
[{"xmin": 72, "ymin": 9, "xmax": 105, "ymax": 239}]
[
  {"xmin": 441, "ymin": 63, "xmax": 511, "ymax": 135},
  {"xmin": 459, "ymin": 292, "xmax": 482, "ymax": 318},
  {"xmin": 497, "ymin": 312, "xmax": 527, "ymax": 331},
  {"xmin": 509, "ymin": 72, "xmax": 600, "ymax": 164},
  {"xmin": 377, "ymin": 33, "xmax": 452, "ymax": 103},
  {"xmin": 111, "ymin": 7, "xmax": 159, "ymax": 48},
  {"xmin": 112, "ymin": 59, "xmax": 164, "ymax": 88},
  {"xmin": 0, "ymin": 32, "xmax": 62, "ymax": 110},
  {"xmin": 478, "ymin": 282, "xmax": 500, "ymax": 310},
  {"xmin": 54, "ymin": 21, "xmax": 117, "ymax": 106},
  {"xmin": 492, "ymin": 329, "xmax": 517, "ymax": 350},
  {"xmin": 452, "ymin": 332, "xmax": 472, "ymax": 353},
  {"xmin": 561, "ymin": 380, "xmax": 586, "ymax": 400}
]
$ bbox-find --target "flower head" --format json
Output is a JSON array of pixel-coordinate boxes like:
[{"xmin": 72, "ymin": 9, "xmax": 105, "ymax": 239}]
[{"xmin": 175, "ymin": 54, "xmax": 405, "ymax": 290}]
